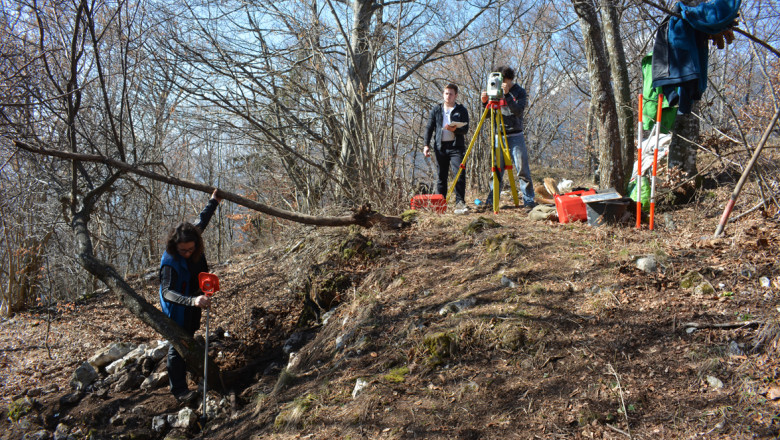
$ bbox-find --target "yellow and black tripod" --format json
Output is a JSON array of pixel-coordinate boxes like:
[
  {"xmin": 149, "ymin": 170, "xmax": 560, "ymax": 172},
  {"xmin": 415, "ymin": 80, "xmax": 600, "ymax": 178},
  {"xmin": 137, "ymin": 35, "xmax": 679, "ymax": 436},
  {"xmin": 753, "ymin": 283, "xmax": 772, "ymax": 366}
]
[{"xmin": 446, "ymin": 99, "xmax": 520, "ymax": 213}]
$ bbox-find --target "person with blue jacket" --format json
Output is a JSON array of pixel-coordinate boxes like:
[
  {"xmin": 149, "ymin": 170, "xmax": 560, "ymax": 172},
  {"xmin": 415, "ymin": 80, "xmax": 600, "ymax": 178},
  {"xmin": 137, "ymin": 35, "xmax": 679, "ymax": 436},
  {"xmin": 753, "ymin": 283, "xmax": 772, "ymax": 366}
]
[{"xmin": 159, "ymin": 190, "xmax": 221, "ymax": 403}]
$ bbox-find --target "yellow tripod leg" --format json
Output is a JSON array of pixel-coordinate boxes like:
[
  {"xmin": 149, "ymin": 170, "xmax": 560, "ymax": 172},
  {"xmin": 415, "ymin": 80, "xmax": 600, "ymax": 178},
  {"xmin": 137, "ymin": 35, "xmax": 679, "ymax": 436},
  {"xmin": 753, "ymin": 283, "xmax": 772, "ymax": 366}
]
[
  {"xmin": 491, "ymin": 108, "xmax": 500, "ymax": 214},
  {"xmin": 496, "ymin": 111, "xmax": 520, "ymax": 207},
  {"xmin": 446, "ymin": 105, "xmax": 491, "ymax": 203}
]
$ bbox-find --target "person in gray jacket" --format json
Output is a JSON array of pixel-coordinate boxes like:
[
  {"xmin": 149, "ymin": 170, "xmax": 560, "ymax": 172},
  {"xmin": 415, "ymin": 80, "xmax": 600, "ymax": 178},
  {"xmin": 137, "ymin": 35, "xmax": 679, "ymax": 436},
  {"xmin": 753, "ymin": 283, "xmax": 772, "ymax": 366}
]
[{"xmin": 423, "ymin": 83, "xmax": 470, "ymax": 211}]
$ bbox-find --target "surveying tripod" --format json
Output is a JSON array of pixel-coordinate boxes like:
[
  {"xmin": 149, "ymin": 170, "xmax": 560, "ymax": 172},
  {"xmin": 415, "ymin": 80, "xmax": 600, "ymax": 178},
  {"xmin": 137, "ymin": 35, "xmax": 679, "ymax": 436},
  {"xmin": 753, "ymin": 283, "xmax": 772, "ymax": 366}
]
[{"xmin": 446, "ymin": 99, "xmax": 520, "ymax": 213}]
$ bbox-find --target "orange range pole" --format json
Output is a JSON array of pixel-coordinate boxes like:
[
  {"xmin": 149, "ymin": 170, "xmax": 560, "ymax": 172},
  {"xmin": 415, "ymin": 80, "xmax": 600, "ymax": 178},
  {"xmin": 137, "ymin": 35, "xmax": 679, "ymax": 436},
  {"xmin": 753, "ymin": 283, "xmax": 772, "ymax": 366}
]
[{"xmin": 649, "ymin": 94, "xmax": 663, "ymax": 231}]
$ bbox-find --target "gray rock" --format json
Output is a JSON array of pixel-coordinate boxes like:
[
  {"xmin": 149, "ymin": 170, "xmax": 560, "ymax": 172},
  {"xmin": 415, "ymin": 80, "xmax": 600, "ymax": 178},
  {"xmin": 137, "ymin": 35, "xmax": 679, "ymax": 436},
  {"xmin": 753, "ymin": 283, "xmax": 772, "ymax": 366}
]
[
  {"xmin": 53, "ymin": 423, "xmax": 70, "ymax": 440},
  {"xmin": 22, "ymin": 430, "xmax": 50, "ymax": 440},
  {"xmin": 88, "ymin": 342, "xmax": 136, "ymax": 369},
  {"xmin": 263, "ymin": 362, "xmax": 282, "ymax": 376},
  {"xmin": 93, "ymin": 386, "xmax": 109, "ymax": 400},
  {"xmin": 352, "ymin": 378, "xmax": 368, "ymax": 399},
  {"xmin": 17, "ymin": 414, "xmax": 39, "ymax": 431},
  {"xmin": 283, "ymin": 332, "xmax": 309, "ymax": 354},
  {"xmin": 113, "ymin": 371, "xmax": 144, "ymax": 393},
  {"xmin": 169, "ymin": 408, "xmax": 197, "ymax": 429},
  {"xmin": 140, "ymin": 356, "xmax": 157, "ymax": 376},
  {"xmin": 200, "ymin": 394, "xmax": 220, "ymax": 420},
  {"xmin": 636, "ymin": 255, "xmax": 657, "ymax": 274},
  {"xmin": 145, "ymin": 341, "xmax": 170, "ymax": 363},
  {"xmin": 106, "ymin": 357, "xmax": 137, "ymax": 375},
  {"xmin": 105, "ymin": 344, "xmax": 147, "ymax": 375},
  {"xmin": 70, "ymin": 362, "xmax": 98, "ymax": 391},
  {"xmin": 26, "ymin": 388, "xmax": 42, "ymax": 398},
  {"xmin": 141, "ymin": 371, "xmax": 169, "ymax": 391},
  {"xmin": 706, "ymin": 375, "xmax": 724, "ymax": 389},
  {"xmin": 124, "ymin": 344, "xmax": 148, "ymax": 362},
  {"xmin": 151, "ymin": 415, "xmax": 167, "ymax": 432},
  {"xmin": 439, "ymin": 297, "xmax": 476, "ymax": 316},
  {"xmin": 335, "ymin": 330, "xmax": 355, "ymax": 351},
  {"xmin": 321, "ymin": 309, "xmax": 336, "ymax": 325},
  {"xmin": 662, "ymin": 213, "xmax": 676, "ymax": 231},
  {"xmin": 59, "ymin": 392, "xmax": 83, "ymax": 406},
  {"xmin": 103, "ymin": 372, "xmax": 121, "ymax": 387},
  {"xmin": 500, "ymin": 276, "xmax": 517, "ymax": 288},
  {"xmin": 286, "ymin": 352, "xmax": 301, "ymax": 371},
  {"xmin": 109, "ymin": 409, "xmax": 127, "ymax": 426},
  {"xmin": 728, "ymin": 340, "xmax": 744, "ymax": 356}
]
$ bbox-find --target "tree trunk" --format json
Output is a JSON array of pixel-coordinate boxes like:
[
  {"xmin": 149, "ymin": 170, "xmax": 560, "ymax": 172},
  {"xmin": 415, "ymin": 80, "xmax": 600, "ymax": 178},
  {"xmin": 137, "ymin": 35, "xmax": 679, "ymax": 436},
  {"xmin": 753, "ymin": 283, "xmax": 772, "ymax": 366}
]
[
  {"xmin": 572, "ymin": 0, "xmax": 624, "ymax": 191},
  {"xmin": 668, "ymin": 0, "xmax": 703, "ymax": 178},
  {"xmin": 669, "ymin": 101, "xmax": 700, "ymax": 176},
  {"xmin": 599, "ymin": 0, "xmax": 634, "ymax": 186},
  {"xmin": 338, "ymin": 0, "xmax": 376, "ymax": 199}
]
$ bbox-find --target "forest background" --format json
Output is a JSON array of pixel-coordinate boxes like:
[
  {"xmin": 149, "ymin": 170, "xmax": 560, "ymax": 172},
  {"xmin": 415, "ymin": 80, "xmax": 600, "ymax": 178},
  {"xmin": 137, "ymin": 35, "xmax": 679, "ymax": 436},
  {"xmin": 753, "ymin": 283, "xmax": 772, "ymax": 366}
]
[{"xmin": 1, "ymin": 0, "xmax": 778, "ymax": 317}]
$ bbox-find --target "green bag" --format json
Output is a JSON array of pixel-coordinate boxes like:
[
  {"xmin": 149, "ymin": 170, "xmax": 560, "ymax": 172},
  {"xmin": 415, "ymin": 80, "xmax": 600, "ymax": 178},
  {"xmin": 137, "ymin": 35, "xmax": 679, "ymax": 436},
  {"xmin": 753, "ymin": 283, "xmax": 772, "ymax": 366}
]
[{"xmin": 627, "ymin": 177, "xmax": 651, "ymax": 212}]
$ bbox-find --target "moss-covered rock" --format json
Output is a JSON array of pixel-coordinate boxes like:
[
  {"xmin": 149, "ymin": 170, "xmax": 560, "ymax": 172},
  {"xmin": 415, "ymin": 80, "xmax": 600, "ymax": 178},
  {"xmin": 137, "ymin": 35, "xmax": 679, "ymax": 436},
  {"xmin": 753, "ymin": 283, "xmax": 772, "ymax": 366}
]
[
  {"xmin": 7, "ymin": 396, "xmax": 33, "ymax": 422},
  {"xmin": 311, "ymin": 272, "xmax": 351, "ymax": 311},
  {"xmin": 340, "ymin": 232, "xmax": 381, "ymax": 260},
  {"xmin": 401, "ymin": 210, "xmax": 419, "ymax": 223},
  {"xmin": 496, "ymin": 323, "xmax": 527, "ymax": 351},
  {"xmin": 462, "ymin": 217, "xmax": 502, "ymax": 235},
  {"xmin": 383, "ymin": 366, "xmax": 410, "ymax": 383},
  {"xmin": 423, "ymin": 332, "xmax": 456, "ymax": 366},
  {"xmin": 680, "ymin": 271, "xmax": 704, "ymax": 289},
  {"xmin": 694, "ymin": 281, "xmax": 716, "ymax": 296},
  {"xmin": 274, "ymin": 393, "xmax": 315, "ymax": 430},
  {"xmin": 485, "ymin": 234, "xmax": 525, "ymax": 256},
  {"xmin": 484, "ymin": 234, "xmax": 506, "ymax": 253}
]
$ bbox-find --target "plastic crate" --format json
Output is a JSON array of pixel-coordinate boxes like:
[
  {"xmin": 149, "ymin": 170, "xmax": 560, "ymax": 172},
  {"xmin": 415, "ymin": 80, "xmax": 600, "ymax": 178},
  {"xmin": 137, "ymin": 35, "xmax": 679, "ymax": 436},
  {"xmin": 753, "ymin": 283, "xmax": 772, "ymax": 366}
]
[
  {"xmin": 411, "ymin": 194, "xmax": 447, "ymax": 213},
  {"xmin": 554, "ymin": 189, "xmax": 596, "ymax": 223}
]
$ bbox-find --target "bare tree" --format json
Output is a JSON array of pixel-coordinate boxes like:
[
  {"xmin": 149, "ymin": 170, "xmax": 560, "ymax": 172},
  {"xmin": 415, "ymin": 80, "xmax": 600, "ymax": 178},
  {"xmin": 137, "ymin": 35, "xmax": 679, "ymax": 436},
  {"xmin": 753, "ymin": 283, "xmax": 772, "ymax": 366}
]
[{"xmin": 572, "ymin": 0, "xmax": 624, "ymax": 190}]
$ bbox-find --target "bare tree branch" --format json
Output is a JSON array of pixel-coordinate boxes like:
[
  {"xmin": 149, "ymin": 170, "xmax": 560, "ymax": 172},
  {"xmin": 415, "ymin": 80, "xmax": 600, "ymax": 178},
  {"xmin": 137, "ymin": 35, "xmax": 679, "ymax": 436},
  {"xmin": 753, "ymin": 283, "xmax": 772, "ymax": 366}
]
[{"xmin": 14, "ymin": 140, "xmax": 405, "ymax": 229}]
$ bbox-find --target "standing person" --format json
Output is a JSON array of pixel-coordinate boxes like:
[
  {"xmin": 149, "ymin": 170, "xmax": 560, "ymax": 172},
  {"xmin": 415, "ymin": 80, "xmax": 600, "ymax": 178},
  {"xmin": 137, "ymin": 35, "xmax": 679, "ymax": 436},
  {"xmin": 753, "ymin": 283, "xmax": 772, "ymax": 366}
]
[
  {"xmin": 423, "ymin": 83, "xmax": 470, "ymax": 212},
  {"xmin": 479, "ymin": 66, "xmax": 535, "ymax": 210},
  {"xmin": 159, "ymin": 189, "xmax": 221, "ymax": 404}
]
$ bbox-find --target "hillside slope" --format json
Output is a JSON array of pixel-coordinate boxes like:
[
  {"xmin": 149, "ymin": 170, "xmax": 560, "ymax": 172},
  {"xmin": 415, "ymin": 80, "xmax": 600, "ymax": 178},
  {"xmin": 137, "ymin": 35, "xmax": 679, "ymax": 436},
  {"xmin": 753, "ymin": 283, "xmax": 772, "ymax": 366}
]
[{"xmin": 2, "ymin": 189, "xmax": 780, "ymax": 439}]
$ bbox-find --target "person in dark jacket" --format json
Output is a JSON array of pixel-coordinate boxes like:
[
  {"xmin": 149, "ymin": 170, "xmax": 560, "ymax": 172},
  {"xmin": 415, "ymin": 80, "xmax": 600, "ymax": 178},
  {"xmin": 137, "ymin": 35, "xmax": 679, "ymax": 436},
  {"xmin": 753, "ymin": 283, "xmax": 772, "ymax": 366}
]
[
  {"xmin": 423, "ymin": 83, "xmax": 470, "ymax": 211},
  {"xmin": 479, "ymin": 66, "xmax": 535, "ymax": 210},
  {"xmin": 159, "ymin": 190, "xmax": 221, "ymax": 403}
]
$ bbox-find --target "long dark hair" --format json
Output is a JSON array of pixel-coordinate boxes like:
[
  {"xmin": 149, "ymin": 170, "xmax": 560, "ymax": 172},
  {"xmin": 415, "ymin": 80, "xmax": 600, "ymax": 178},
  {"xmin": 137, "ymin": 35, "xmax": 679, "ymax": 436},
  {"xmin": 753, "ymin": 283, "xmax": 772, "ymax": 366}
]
[{"xmin": 165, "ymin": 222, "xmax": 204, "ymax": 262}]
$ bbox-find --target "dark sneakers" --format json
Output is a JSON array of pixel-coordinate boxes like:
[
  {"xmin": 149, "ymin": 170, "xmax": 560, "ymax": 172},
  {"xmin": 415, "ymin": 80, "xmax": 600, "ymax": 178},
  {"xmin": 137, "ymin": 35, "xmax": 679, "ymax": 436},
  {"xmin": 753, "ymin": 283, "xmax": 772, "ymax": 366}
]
[{"xmin": 174, "ymin": 389, "xmax": 199, "ymax": 405}]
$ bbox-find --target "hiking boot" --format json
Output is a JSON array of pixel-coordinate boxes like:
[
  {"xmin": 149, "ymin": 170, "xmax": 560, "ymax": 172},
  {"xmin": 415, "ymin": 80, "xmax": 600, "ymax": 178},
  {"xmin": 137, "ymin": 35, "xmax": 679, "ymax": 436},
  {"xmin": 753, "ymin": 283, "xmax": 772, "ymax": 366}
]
[
  {"xmin": 454, "ymin": 201, "xmax": 469, "ymax": 214},
  {"xmin": 175, "ymin": 389, "xmax": 199, "ymax": 406}
]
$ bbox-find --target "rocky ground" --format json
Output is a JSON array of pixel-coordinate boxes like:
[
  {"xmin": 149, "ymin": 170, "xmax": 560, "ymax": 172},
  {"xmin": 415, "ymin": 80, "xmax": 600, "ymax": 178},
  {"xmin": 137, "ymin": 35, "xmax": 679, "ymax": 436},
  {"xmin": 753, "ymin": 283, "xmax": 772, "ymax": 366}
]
[{"xmin": 2, "ymin": 176, "xmax": 780, "ymax": 439}]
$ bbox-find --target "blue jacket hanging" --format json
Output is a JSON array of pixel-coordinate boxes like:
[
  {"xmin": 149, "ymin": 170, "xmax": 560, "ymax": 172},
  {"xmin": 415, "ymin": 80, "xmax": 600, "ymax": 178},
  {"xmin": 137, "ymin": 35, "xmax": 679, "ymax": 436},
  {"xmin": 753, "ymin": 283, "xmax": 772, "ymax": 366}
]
[{"xmin": 652, "ymin": 0, "xmax": 741, "ymax": 114}]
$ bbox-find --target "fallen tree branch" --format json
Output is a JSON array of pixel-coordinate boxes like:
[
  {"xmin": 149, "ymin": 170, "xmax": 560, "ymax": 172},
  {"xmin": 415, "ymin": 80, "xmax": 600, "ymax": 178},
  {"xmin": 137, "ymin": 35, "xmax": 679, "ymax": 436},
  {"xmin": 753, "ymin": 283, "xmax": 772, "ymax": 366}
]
[
  {"xmin": 714, "ymin": 107, "xmax": 780, "ymax": 237},
  {"xmin": 682, "ymin": 321, "xmax": 762, "ymax": 330},
  {"xmin": 14, "ymin": 140, "xmax": 406, "ymax": 229}
]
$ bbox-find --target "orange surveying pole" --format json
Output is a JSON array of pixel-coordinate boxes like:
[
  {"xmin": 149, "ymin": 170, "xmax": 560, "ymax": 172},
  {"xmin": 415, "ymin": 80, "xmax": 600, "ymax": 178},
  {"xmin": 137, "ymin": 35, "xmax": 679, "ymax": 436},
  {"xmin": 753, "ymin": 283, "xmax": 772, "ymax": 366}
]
[
  {"xmin": 636, "ymin": 95, "xmax": 643, "ymax": 229},
  {"xmin": 649, "ymin": 94, "xmax": 663, "ymax": 231}
]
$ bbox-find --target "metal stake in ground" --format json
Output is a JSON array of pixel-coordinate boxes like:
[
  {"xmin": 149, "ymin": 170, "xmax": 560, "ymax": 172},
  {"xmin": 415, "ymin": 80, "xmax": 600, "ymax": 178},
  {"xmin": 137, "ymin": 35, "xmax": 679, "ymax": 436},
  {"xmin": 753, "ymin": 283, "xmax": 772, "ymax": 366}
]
[{"xmin": 198, "ymin": 272, "xmax": 220, "ymax": 421}]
